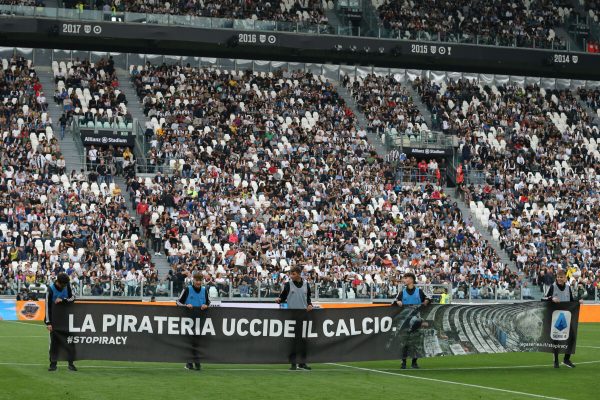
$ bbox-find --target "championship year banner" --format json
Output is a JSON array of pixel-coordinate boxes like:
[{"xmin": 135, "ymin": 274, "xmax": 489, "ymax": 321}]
[{"xmin": 52, "ymin": 302, "xmax": 580, "ymax": 363}]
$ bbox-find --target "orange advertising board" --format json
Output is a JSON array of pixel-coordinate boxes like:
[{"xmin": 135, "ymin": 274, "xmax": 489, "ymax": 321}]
[
  {"xmin": 579, "ymin": 304, "xmax": 600, "ymax": 323},
  {"xmin": 16, "ymin": 301, "xmax": 46, "ymax": 321}
]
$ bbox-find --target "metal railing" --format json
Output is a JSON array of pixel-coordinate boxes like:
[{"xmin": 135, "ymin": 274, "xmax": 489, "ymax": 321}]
[
  {"xmin": 4, "ymin": 279, "xmax": 599, "ymax": 303},
  {"xmin": 3, "ymin": 281, "xmax": 455, "ymax": 303},
  {"xmin": 0, "ymin": 4, "xmax": 581, "ymax": 52},
  {"xmin": 384, "ymin": 129, "xmax": 454, "ymax": 150},
  {"xmin": 394, "ymin": 167, "xmax": 446, "ymax": 186}
]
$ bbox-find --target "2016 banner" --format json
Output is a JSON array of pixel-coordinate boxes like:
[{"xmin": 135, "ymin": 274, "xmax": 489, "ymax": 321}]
[{"xmin": 52, "ymin": 302, "xmax": 580, "ymax": 363}]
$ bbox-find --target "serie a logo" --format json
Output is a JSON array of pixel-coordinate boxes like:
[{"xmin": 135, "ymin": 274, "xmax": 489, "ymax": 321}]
[{"xmin": 550, "ymin": 310, "xmax": 571, "ymax": 340}]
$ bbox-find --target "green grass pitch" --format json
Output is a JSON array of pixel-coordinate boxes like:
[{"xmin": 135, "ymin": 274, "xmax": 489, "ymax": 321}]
[{"xmin": 1, "ymin": 321, "xmax": 598, "ymax": 400}]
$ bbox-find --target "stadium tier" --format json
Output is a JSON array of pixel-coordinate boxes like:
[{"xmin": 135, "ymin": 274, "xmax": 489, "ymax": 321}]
[{"xmin": 1, "ymin": 49, "xmax": 598, "ymax": 305}]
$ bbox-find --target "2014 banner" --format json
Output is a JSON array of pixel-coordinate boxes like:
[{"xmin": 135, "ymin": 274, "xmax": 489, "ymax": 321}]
[{"xmin": 52, "ymin": 302, "xmax": 580, "ymax": 363}]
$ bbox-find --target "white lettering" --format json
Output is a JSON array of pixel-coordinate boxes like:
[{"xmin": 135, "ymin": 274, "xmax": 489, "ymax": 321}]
[
  {"xmin": 380, "ymin": 317, "xmax": 392, "ymax": 333},
  {"xmin": 336, "ymin": 320, "xmax": 350, "ymax": 336},
  {"xmin": 123, "ymin": 315, "xmax": 137, "ymax": 333},
  {"xmin": 154, "ymin": 316, "xmax": 168, "ymax": 334},
  {"xmin": 69, "ymin": 314, "xmax": 80, "ymax": 333},
  {"xmin": 323, "ymin": 320, "xmax": 335, "ymax": 337},
  {"xmin": 237, "ymin": 318, "xmax": 249, "ymax": 336},
  {"xmin": 250, "ymin": 319, "xmax": 262, "ymax": 337},
  {"xmin": 269, "ymin": 319, "xmax": 283, "ymax": 337},
  {"xmin": 362, "ymin": 317, "xmax": 373, "ymax": 335},
  {"xmin": 168, "ymin": 317, "xmax": 180, "ymax": 335},
  {"xmin": 138, "ymin": 316, "xmax": 153, "ymax": 334},
  {"xmin": 181, "ymin": 317, "xmax": 194, "ymax": 336},
  {"xmin": 222, "ymin": 318, "xmax": 235, "ymax": 336},
  {"xmin": 349, "ymin": 319, "xmax": 361, "ymax": 335},
  {"xmin": 102, "ymin": 314, "xmax": 116, "ymax": 332},
  {"xmin": 283, "ymin": 320, "xmax": 296, "ymax": 338},
  {"xmin": 201, "ymin": 318, "xmax": 216, "ymax": 336}
]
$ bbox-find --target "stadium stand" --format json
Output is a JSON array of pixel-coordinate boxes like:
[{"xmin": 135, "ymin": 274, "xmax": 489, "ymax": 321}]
[
  {"xmin": 52, "ymin": 56, "xmax": 131, "ymax": 129},
  {"xmin": 374, "ymin": 0, "xmax": 571, "ymax": 49},
  {"xmin": 124, "ymin": 62, "xmax": 519, "ymax": 299},
  {"xmin": 67, "ymin": 0, "xmax": 331, "ymax": 26},
  {"xmin": 0, "ymin": 57, "xmax": 165, "ymax": 299}
]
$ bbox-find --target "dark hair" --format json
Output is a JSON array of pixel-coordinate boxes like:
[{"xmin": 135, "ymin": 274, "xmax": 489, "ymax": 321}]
[
  {"xmin": 290, "ymin": 266, "xmax": 302, "ymax": 274},
  {"xmin": 193, "ymin": 272, "xmax": 203, "ymax": 281},
  {"xmin": 403, "ymin": 272, "xmax": 416, "ymax": 283},
  {"xmin": 57, "ymin": 272, "xmax": 70, "ymax": 285}
]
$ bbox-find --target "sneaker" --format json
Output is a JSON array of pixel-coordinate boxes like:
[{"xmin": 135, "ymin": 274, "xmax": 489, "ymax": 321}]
[
  {"xmin": 554, "ymin": 361, "xmax": 560, "ymax": 369},
  {"xmin": 563, "ymin": 360, "xmax": 575, "ymax": 368},
  {"xmin": 68, "ymin": 364, "xmax": 78, "ymax": 372},
  {"xmin": 401, "ymin": 361, "xmax": 407, "ymax": 370},
  {"xmin": 48, "ymin": 363, "xmax": 57, "ymax": 372},
  {"xmin": 185, "ymin": 363, "xmax": 194, "ymax": 370},
  {"xmin": 298, "ymin": 364, "xmax": 312, "ymax": 371},
  {"xmin": 289, "ymin": 364, "xmax": 298, "ymax": 371},
  {"xmin": 194, "ymin": 363, "xmax": 201, "ymax": 371},
  {"xmin": 411, "ymin": 362, "xmax": 420, "ymax": 369}
]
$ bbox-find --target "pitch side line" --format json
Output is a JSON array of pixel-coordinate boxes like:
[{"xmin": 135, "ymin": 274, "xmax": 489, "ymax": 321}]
[
  {"xmin": 328, "ymin": 363, "xmax": 568, "ymax": 400},
  {"xmin": 0, "ymin": 336, "xmax": 46, "ymax": 338},
  {"xmin": 0, "ymin": 362, "xmax": 343, "ymax": 371},
  {"xmin": 2, "ymin": 360, "xmax": 600, "ymax": 372},
  {"xmin": 1, "ymin": 321, "xmax": 46, "ymax": 327}
]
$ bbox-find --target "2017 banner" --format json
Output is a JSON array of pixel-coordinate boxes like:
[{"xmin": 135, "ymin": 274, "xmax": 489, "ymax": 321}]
[{"xmin": 52, "ymin": 302, "xmax": 580, "ymax": 363}]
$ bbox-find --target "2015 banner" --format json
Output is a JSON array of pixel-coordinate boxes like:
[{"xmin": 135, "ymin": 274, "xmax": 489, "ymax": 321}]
[{"xmin": 51, "ymin": 302, "xmax": 580, "ymax": 363}]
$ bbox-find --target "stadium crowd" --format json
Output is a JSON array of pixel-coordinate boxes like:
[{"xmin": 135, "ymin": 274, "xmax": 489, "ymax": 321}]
[
  {"xmin": 411, "ymin": 75, "xmax": 600, "ymax": 300},
  {"xmin": 343, "ymin": 73, "xmax": 428, "ymax": 135},
  {"xmin": 375, "ymin": 0, "xmax": 570, "ymax": 49},
  {"xmin": 61, "ymin": 0, "xmax": 330, "ymax": 27},
  {"xmin": 52, "ymin": 56, "xmax": 131, "ymax": 129},
  {"xmin": 2, "ymin": 55, "xmax": 598, "ymax": 302},
  {"xmin": 0, "ymin": 57, "xmax": 165, "ymax": 299},
  {"xmin": 122, "ymin": 62, "xmax": 525, "ymax": 300}
]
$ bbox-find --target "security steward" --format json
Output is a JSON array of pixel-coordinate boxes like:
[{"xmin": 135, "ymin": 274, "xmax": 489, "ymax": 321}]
[
  {"xmin": 393, "ymin": 272, "xmax": 431, "ymax": 369},
  {"xmin": 176, "ymin": 272, "xmax": 210, "ymax": 371},
  {"xmin": 45, "ymin": 272, "xmax": 77, "ymax": 371},
  {"xmin": 276, "ymin": 266, "xmax": 313, "ymax": 370}
]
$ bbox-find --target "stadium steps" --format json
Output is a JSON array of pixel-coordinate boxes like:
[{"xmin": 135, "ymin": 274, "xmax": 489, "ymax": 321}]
[
  {"xmin": 446, "ymin": 187, "xmax": 517, "ymax": 273},
  {"xmin": 334, "ymin": 80, "xmax": 388, "ymax": 157},
  {"xmin": 37, "ymin": 66, "xmax": 85, "ymax": 173},
  {"xmin": 555, "ymin": 26, "xmax": 583, "ymax": 52},
  {"xmin": 324, "ymin": 7, "xmax": 344, "ymax": 34},
  {"xmin": 113, "ymin": 176, "xmax": 172, "ymax": 279},
  {"xmin": 405, "ymin": 83, "xmax": 434, "ymax": 127},
  {"xmin": 449, "ymin": 188, "xmax": 544, "ymax": 300},
  {"xmin": 115, "ymin": 68, "xmax": 149, "ymax": 154},
  {"xmin": 577, "ymin": 97, "xmax": 600, "ymax": 126}
]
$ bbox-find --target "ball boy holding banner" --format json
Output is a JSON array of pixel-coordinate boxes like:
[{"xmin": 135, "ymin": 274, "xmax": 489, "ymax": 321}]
[
  {"xmin": 45, "ymin": 272, "xmax": 77, "ymax": 372},
  {"xmin": 275, "ymin": 266, "xmax": 313, "ymax": 370},
  {"xmin": 543, "ymin": 269, "xmax": 583, "ymax": 368},
  {"xmin": 393, "ymin": 272, "xmax": 431, "ymax": 369},
  {"xmin": 176, "ymin": 272, "xmax": 210, "ymax": 371}
]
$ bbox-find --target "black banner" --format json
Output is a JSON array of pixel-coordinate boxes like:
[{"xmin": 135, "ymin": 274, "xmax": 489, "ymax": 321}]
[
  {"xmin": 0, "ymin": 17, "xmax": 599, "ymax": 79},
  {"xmin": 51, "ymin": 302, "xmax": 580, "ymax": 363},
  {"xmin": 80, "ymin": 129, "xmax": 135, "ymax": 147}
]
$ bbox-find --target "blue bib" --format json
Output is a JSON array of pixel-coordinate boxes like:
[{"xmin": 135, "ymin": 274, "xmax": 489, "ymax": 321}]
[
  {"xmin": 50, "ymin": 283, "xmax": 68, "ymax": 300},
  {"xmin": 186, "ymin": 285, "xmax": 206, "ymax": 307},
  {"xmin": 402, "ymin": 287, "xmax": 422, "ymax": 305}
]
